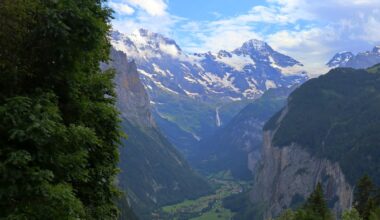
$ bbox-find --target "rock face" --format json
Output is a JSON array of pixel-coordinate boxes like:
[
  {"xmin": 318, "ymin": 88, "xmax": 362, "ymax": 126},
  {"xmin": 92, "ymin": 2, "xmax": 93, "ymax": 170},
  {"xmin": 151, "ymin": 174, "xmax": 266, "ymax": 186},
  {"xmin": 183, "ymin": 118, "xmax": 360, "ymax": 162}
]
[
  {"xmin": 106, "ymin": 49, "xmax": 211, "ymax": 219},
  {"xmin": 112, "ymin": 49, "xmax": 155, "ymax": 128},
  {"xmin": 251, "ymin": 130, "xmax": 353, "ymax": 219}
]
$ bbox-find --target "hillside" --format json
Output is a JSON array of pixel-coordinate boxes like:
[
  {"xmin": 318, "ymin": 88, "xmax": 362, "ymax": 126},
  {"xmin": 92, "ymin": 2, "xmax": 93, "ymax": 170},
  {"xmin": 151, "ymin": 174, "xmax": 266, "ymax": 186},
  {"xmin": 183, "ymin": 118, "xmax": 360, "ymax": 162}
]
[
  {"xmin": 265, "ymin": 65, "xmax": 380, "ymax": 184},
  {"xmin": 251, "ymin": 64, "xmax": 380, "ymax": 219},
  {"xmin": 105, "ymin": 49, "xmax": 211, "ymax": 219}
]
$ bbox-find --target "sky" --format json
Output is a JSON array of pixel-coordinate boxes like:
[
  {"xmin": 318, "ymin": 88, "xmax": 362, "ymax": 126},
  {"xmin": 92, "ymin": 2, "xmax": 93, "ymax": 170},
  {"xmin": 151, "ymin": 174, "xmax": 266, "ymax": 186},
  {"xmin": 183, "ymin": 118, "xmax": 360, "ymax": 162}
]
[{"xmin": 108, "ymin": 0, "xmax": 380, "ymax": 75}]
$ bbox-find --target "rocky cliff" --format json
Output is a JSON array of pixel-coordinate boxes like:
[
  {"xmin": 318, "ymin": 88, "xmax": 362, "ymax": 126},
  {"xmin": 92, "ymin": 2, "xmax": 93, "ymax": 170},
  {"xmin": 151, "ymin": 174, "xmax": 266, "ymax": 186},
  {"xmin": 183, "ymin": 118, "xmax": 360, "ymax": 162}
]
[
  {"xmin": 250, "ymin": 66, "xmax": 380, "ymax": 219},
  {"xmin": 105, "ymin": 49, "xmax": 211, "ymax": 219},
  {"xmin": 251, "ymin": 130, "xmax": 353, "ymax": 219}
]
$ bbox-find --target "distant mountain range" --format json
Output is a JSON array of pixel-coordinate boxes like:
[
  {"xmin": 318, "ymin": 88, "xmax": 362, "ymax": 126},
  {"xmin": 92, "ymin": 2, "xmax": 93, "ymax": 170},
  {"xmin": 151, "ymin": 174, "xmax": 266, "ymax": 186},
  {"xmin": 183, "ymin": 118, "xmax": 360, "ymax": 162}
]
[
  {"xmin": 111, "ymin": 29, "xmax": 307, "ymax": 101},
  {"xmin": 110, "ymin": 29, "xmax": 308, "ymax": 152},
  {"xmin": 327, "ymin": 46, "xmax": 380, "ymax": 69}
]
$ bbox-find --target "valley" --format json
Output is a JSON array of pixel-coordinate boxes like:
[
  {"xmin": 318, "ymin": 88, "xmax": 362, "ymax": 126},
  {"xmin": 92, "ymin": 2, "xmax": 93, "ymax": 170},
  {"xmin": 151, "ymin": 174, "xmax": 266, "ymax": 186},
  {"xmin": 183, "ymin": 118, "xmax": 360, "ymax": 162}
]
[
  {"xmin": 110, "ymin": 28, "xmax": 380, "ymax": 220},
  {"xmin": 155, "ymin": 172, "xmax": 251, "ymax": 220}
]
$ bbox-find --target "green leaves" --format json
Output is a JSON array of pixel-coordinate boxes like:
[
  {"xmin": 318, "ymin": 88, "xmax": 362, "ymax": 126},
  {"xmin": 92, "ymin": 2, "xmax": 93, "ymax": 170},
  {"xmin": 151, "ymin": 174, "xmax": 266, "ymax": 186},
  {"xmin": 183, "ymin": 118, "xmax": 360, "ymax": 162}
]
[
  {"xmin": 5, "ymin": 150, "xmax": 32, "ymax": 166},
  {"xmin": 0, "ymin": 0, "xmax": 121, "ymax": 218}
]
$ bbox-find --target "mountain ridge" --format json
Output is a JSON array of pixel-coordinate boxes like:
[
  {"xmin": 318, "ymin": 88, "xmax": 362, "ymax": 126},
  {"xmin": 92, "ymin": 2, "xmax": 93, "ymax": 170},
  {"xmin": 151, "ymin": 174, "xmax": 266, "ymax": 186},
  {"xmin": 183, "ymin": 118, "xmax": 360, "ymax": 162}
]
[
  {"xmin": 111, "ymin": 28, "xmax": 308, "ymax": 101},
  {"xmin": 327, "ymin": 46, "xmax": 380, "ymax": 69}
]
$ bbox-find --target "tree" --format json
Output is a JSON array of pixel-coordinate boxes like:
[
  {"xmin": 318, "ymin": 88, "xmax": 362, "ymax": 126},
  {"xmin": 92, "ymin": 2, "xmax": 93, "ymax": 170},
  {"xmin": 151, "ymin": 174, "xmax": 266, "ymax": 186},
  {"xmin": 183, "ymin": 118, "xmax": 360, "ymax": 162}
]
[
  {"xmin": 301, "ymin": 183, "xmax": 334, "ymax": 220},
  {"xmin": 276, "ymin": 209, "xmax": 296, "ymax": 220},
  {"xmin": 275, "ymin": 183, "xmax": 334, "ymax": 220},
  {"xmin": 0, "ymin": 0, "xmax": 120, "ymax": 219},
  {"xmin": 354, "ymin": 175, "xmax": 377, "ymax": 220},
  {"xmin": 342, "ymin": 208, "xmax": 363, "ymax": 220},
  {"xmin": 369, "ymin": 208, "xmax": 380, "ymax": 220}
]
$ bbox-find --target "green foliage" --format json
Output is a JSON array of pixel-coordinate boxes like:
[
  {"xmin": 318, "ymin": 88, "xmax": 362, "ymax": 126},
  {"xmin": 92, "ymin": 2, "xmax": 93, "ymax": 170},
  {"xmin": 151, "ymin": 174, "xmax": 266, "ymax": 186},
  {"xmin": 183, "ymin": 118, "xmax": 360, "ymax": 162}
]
[
  {"xmin": 264, "ymin": 66, "xmax": 380, "ymax": 185},
  {"xmin": 342, "ymin": 208, "xmax": 363, "ymax": 220},
  {"xmin": 302, "ymin": 183, "xmax": 334, "ymax": 220},
  {"xmin": 369, "ymin": 208, "xmax": 380, "ymax": 220},
  {"xmin": 276, "ymin": 209, "xmax": 296, "ymax": 220},
  {"xmin": 222, "ymin": 192, "xmax": 257, "ymax": 220},
  {"xmin": 354, "ymin": 175, "xmax": 380, "ymax": 220},
  {"xmin": 0, "ymin": 0, "xmax": 121, "ymax": 219},
  {"xmin": 275, "ymin": 184, "xmax": 333, "ymax": 220}
]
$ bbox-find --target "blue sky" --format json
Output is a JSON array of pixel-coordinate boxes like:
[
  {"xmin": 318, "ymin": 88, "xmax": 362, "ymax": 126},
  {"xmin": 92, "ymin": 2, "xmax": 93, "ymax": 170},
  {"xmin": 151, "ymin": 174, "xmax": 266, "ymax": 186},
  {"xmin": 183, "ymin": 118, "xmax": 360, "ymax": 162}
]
[{"xmin": 109, "ymin": 0, "xmax": 380, "ymax": 75}]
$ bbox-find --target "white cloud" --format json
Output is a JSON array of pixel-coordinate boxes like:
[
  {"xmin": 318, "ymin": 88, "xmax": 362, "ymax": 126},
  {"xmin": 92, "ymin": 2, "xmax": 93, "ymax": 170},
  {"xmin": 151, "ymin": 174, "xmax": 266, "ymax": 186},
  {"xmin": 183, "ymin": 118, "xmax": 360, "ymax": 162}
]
[
  {"xmin": 125, "ymin": 0, "xmax": 167, "ymax": 16},
  {"xmin": 109, "ymin": 2, "xmax": 135, "ymax": 15},
  {"xmin": 267, "ymin": 27, "xmax": 338, "ymax": 76},
  {"xmin": 110, "ymin": 0, "xmax": 182, "ymax": 37},
  {"xmin": 110, "ymin": 0, "xmax": 380, "ymax": 76}
]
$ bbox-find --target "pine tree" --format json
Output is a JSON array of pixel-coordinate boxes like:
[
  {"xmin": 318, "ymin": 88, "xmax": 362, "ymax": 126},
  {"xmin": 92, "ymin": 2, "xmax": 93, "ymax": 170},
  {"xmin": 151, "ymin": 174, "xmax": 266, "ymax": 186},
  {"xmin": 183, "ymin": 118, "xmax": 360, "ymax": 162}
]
[
  {"xmin": 302, "ymin": 183, "xmax": 334, "ymax": 220},
  {"xmin": 342, "ymin": 208, "xmax": 363, "ymax": 220},
  {"xmin": 0, "ymin": 0, "xmax": 120, "ymax": 219},
  {"xmin": 355, "ymin": 175, "xmax": 376, "ymax": 220}
]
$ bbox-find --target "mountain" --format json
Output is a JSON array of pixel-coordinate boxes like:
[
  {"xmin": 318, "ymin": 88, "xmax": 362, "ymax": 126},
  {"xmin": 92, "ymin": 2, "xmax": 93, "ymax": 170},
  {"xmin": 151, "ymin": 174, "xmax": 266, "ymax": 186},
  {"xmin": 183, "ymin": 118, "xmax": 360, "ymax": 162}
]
[
  {"xmin": 191, "ymin": 87, "xmax": 292, "ymax": 180},
  {"xmin": 250, "ymin": 65, "xmax": 380, "ymax": 219},
  {"xmin": 326, "ymin": 51, "xmax": 354, "ymax": 68},
  {"xmin": 111, "ymin": 29, "xmax": 307, "ymax": 101},
  {"xmin": 111, "ymin": 29, "xmax": 308, "ymax": 152},
  {"xmin": 327, "ymin": 46, "xmax": 380, "ymax": 69},
  {"xmin": 104, "ymin": 49, "xmax": 211, "ymax": 219}
]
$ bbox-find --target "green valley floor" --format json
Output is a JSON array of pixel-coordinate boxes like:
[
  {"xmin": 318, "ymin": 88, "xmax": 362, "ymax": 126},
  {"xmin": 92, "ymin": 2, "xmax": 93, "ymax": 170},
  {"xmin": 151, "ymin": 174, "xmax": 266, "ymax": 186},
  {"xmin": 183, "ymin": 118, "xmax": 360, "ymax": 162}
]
[{"xmin": 153, "ymin": 171, "xmax": 251, "ymax": 220}]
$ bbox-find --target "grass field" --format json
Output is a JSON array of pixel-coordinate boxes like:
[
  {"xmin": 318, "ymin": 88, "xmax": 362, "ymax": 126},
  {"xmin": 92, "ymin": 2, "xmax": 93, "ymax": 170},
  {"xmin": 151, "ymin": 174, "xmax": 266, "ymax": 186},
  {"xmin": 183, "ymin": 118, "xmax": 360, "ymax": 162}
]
[{"xmin": 157, "ymin": 171, "xmax": 250, "ymax": 220}]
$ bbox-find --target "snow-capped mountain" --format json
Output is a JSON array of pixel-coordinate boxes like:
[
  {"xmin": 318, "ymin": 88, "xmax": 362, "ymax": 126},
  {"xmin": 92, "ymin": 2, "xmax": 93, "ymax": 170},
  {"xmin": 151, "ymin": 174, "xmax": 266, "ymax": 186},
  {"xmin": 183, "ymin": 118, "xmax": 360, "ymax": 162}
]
[
  {"xmin": 327, "ymin": 46, "xmax": 380, "ymax": 69},
  {"xmin": 110, "ymin": 29, "xmax": 308, "ymax": 148},
  {"xmin": 326, "ymin": 51, "xmax": 354, "ymax": 68},
  {"xmin": 111, "ymin": 29, "xmax": 308, "ymax": 101}
]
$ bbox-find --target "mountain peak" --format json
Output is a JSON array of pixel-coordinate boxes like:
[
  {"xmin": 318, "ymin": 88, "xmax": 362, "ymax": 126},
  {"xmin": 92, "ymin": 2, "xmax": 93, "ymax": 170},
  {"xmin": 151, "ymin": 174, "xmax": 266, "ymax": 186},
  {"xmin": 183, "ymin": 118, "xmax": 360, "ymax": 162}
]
[
  {"xmin": 232, "ymin": 39, "xmax": 275, "ymax": 57},
  {"xmin": 326, "ymin": 51, "xmax": 354, "ymax": 68},
  {"xmin": 241, "ymin": 39, "xmax": 271, "ymax": 51},
  {"xmin": 137, "ymin": 28, "xmax": 149, "ymax": 36}
]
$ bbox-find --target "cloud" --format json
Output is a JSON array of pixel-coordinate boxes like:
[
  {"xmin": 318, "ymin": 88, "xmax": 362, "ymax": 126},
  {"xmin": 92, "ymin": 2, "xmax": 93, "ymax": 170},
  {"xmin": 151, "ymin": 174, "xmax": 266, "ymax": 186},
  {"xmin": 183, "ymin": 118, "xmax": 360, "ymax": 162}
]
[
  {"xmin": 110, "ymin": 0, "xmax": 380, "ymax": 76},
  {"xmin": 108, "ymin": 2, "xmax": 135, "ymax": 15},
  {"xmin": 126, "ymin": 0, "xmax": 168, "ymax": 16},
  {"xmin": 109, "ymin": 0, "xmax": 182, "ymax": 36}
]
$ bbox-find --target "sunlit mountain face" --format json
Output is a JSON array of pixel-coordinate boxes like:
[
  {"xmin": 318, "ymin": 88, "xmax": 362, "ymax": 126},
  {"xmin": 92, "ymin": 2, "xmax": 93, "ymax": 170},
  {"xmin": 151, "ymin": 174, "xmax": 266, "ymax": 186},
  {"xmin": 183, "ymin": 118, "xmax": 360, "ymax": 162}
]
[{"xmin": 111, "ymin": 29, "xmax": 307, "ymax": 102}]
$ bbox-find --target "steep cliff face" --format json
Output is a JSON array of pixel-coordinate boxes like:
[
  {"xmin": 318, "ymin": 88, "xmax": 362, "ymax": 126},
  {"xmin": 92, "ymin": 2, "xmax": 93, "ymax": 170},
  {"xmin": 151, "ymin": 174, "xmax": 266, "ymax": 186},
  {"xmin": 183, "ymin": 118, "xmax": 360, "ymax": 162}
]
[
  {"xmin": 106, "ymin": 49, "xmax": 211, "ymax": 219},
  {"xmin": 250, "ymin": 66, "xmax": 380, "ymax": 219},
  {"xmin": 251, "ymin": 131, "xmax": 353, "ymax": 219},
  {"xmin": 112, "ymin": 49, "xmax": 155, "ymax": 129}
]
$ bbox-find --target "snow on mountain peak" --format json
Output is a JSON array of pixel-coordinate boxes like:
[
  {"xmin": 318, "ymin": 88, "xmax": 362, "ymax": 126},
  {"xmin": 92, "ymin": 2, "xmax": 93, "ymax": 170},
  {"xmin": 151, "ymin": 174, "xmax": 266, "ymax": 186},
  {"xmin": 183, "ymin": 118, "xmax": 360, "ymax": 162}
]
[
  {"xmin": 326, "ymin": 51, "xmax": 354, "ymax": 68},
  {"xmin": 112, "ymin": 29, "xmax": 182, "ymax": 58},
  {"xmin": 327, "ymin": 46, "xmax": 380, "ymax": 69},
  {"xmin": 110, "ymin": 30, "xmax": 308, "ymax": 100},
  {"xmin": 236, "ymin": 39, "xmax": 272, "ymax": 54}
]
